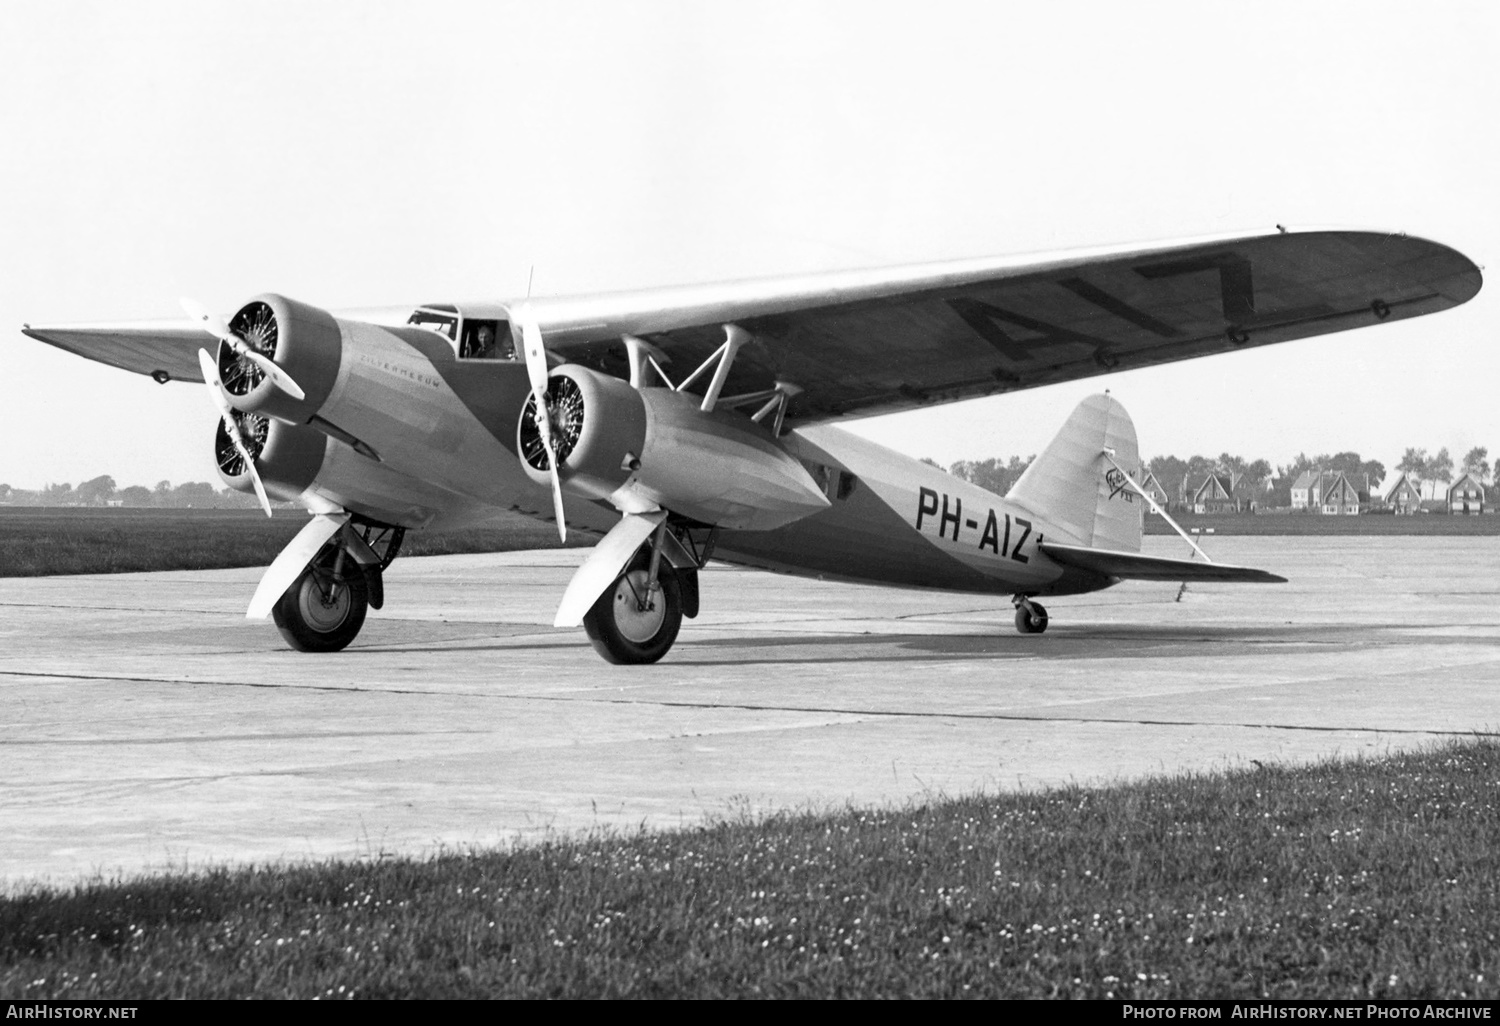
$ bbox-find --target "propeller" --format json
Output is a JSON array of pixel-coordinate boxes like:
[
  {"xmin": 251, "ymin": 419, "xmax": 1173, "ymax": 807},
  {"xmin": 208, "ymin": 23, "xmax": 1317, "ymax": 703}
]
[
  {"xmin": 198, "ymin": 348, "xmax": 273, "ymax": 517},
  {"xmin": 181, "ymin": 297, "xmax": 306, "ymax": 401},
  {"xmin": 518, "ymin": 304, "xmax": 568, "ymax": 542}
]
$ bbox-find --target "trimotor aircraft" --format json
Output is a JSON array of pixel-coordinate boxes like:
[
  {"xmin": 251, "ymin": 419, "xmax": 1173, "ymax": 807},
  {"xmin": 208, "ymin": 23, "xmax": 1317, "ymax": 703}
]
[{"xmin": 21, "ymin": 228, "xmax": 1481, "ymax": 663}]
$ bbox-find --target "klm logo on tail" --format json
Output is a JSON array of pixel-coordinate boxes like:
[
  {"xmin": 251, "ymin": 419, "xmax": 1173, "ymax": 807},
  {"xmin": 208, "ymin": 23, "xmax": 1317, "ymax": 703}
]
[{"xmin": 1105, "ymin": 468, "xmax": 1136, "ymax": 503}]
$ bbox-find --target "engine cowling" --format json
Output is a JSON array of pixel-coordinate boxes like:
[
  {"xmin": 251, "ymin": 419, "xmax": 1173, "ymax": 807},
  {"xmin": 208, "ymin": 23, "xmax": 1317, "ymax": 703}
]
[
  {"xmin": 214, "ymin": 414, "xmax": 327, "ymax": 502},
  {"xmin": 216, "ymin": 294, "xmax": 344, "ymax": 424},
  {"xmin": 517, "ymin": 365, "xmax": 829, "ymax": 531}
]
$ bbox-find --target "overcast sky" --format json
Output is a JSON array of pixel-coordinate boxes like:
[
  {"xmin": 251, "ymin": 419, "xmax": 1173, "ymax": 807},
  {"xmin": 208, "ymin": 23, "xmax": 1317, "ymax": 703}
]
[{"xmin": 3, "ymin": 0, "xmax": 1496, "ymax": 491}]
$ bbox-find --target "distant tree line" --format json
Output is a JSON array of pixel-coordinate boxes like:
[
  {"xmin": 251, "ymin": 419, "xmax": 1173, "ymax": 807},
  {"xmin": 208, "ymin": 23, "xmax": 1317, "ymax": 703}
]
[
  {"xmin": 922, "ymin": 444, "xmax": 1495, "ymax": 508},
  {"xmin": 0, "ymin": 475, "xmax": 267, "ymax": 509}
]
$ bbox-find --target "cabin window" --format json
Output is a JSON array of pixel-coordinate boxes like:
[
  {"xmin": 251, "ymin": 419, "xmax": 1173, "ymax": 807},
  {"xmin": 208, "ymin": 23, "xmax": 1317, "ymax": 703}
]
[
  {"xmin": 837, "ymin": 471, "xmax": 859, "ymax": 500},
  {"xmin": 459, "ymin": 319, "xmax": 514, "ymax": 360}
]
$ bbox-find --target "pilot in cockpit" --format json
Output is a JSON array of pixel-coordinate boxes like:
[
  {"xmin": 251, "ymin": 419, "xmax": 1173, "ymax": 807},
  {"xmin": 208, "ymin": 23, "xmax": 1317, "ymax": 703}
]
[{"xmin": 460, "ymin": 321, "xmax": 515, "ymax": 360}]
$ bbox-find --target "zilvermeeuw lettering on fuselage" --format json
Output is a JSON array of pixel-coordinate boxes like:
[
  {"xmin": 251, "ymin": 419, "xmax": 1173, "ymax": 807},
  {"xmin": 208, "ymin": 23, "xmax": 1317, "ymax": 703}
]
[{"xmin": 21, "ymin": 227, "xmax": 1481, "ymax": 663}]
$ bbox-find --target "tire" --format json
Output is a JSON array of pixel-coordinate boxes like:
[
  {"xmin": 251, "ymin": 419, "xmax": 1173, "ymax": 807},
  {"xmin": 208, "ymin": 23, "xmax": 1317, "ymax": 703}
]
[
  {"xmin": 582, "ymin": 558, "xmax": 683, "ymax": 664},
  {"xmin": 1014, "ymin": 601, "xmax": 1048, "ymax": 635},
  {"xmin": 272, "ymin": 564, "xmax": 369, "ymax": 653}
]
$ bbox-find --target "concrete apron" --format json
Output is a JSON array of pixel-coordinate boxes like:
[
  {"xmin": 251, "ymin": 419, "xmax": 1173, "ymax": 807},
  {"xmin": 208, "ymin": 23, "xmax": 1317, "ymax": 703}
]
[{"xmin": 2, "ymin": 535, "xmax": 1497, "ymax": 888}]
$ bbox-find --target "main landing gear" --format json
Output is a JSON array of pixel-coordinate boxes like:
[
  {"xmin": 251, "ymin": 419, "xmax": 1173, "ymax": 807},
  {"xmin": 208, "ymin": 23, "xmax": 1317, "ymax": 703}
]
[
  {"xmin": 273, "ymin": 519, "xmax": 404, "ymax": 653},
  {"xmin": 582, "ymin": 524, "xmax": 708, "ymax": 665},
  {"xmin": 1013, "ymin": 595, "xmax": 1049, "ymax": 635}
]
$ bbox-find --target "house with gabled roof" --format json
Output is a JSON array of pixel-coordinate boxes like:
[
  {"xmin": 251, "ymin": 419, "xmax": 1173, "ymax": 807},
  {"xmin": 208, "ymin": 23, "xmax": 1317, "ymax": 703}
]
[
  {"xmin": 1320, "ymin": 471, "xmax": 1361, "ymax": 515},
  {"xmin": 1189, "ymin": 471, "xmax": 1238, "ymax": 514},
  {"xmin": 1384, "ymin": 472, "xmax": 1423, "ymax": 515},
  {"xmin": 1290, "ymin": 470, "xmax": 1320, "ymax": 510},
  {"xmin": 1448, "ymin": 472, "xmax": 1485, "ymax": 515},
  {"xmin": 1293, "ymin": 469, "xmax": 1369, "ymax": 514},
  {"xmin": 1136, "ymin": 468, "xmax": 1169, "ymax": 509}
]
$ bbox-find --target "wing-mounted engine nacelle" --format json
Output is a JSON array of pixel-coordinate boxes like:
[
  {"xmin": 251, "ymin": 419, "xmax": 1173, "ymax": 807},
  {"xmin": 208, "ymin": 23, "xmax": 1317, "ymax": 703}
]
[
  {"xmin": 517, "ymin": 365, "xmax": 830, "ymax": 531},
  {"xmin": 214, "ymin": 414, "xmax": 327, "ymax": 502},
  {"xmin": 215, "ymin": 294, "xmax": 344, "ymax": 424}
]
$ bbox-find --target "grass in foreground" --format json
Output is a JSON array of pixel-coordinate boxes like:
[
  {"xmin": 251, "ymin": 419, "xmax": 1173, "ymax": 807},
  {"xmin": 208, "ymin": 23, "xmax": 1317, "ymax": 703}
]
[
  {"xmin": 0, "ymin": 507, "xmax": 585, "ymax": 577},
  {"xmin": 3, "ymin": 741, "xmax": 1497, "ymax": 999}
]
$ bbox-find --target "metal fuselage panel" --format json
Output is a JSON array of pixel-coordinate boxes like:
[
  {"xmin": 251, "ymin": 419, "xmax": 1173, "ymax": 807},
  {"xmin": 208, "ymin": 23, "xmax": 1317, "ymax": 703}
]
[{"xmin": 715, "ymin": 427, "xmax": 1113, "ymax": 597}]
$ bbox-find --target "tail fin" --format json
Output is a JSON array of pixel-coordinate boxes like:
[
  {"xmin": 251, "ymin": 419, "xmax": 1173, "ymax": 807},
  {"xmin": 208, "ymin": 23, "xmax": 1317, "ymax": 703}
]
[{"xmin": 1006, "ymin": 393, "xmax": 1142, "ymax": 552}]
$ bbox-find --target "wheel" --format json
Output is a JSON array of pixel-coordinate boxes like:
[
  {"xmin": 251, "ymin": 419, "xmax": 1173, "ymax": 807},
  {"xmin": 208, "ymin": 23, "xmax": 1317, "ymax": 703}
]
[
  {"xmin": 582, "ymin": 558, "xmax": 683, "ymax": 664},
  {"xmin": 1014, "ymin": 601, "xmax": 1048, "ymax": 635},
  {"xmin": 272, "ymin": 563, "xmax": 369, "ymax": 652}
]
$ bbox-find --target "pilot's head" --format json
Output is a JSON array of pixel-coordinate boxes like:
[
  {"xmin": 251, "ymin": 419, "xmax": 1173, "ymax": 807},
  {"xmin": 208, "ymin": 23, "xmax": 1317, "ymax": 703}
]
[{"xmin": 477, "ymin": 325, "xmax": 493, "ymax": 344}]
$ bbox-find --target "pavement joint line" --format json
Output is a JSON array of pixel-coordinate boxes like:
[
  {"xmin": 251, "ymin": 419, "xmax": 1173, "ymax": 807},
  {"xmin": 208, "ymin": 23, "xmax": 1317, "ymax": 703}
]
[
  {"xmin": 0, "ymin": 602, "xmax": 244, "ymax": 615},
  {"xmin": 0, "ymin": 668, "xmax": 1492, "ymax": 739}
]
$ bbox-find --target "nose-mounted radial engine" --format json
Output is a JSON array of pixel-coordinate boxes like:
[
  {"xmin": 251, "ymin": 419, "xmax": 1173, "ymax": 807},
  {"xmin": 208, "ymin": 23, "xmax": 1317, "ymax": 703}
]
[{"xmin": 512, "ymin": 317, "xmax": 829, "ymax": 664}]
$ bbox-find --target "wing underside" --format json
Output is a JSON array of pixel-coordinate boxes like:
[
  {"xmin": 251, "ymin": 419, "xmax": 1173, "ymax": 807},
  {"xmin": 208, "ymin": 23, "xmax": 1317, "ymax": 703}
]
[{"xmin": 1039, "ymin": 541, "xmax": 1287, "ymax": 583}]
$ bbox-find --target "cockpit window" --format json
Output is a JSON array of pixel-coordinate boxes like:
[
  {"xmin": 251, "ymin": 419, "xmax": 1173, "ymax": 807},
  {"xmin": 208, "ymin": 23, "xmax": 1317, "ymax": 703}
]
[
  {"xmin": 407, "ymin": 308, "xmax": 459, "ymax": 342},
  {"xmin": 460, "ymin": 319, "xmax": 514, "ymax": 360}
]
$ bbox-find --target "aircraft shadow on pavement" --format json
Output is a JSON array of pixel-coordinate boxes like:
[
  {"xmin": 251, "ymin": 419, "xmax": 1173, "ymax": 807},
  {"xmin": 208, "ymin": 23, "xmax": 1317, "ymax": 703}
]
[
  {"xmin": 667, "ymin": 623, "xmax": 1375, "ymax": 665},
  {"xmin": 344, "ymin": 621, "xmax": 1423, "ymax": 665}
]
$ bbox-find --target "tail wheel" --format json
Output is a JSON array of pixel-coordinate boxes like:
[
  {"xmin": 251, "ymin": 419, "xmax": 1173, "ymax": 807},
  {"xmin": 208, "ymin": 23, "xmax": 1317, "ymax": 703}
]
[
  {"xmin": 582, "ymin": 556, "xmax": 683, "ymax": 664},
  {"xmin": 272, "ymin": 561, "xmax": 369, "ymax": 652},
  {"xmin": 1014, "ymin": 601, "xmax": 1049, "ymax": 635}
]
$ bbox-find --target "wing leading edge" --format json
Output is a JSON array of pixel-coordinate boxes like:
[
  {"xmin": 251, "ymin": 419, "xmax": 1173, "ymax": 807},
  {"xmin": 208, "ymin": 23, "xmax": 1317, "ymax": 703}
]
[{"xmin": 1039, "ymin": 541, "xmax": 1287, "ymax": 584}]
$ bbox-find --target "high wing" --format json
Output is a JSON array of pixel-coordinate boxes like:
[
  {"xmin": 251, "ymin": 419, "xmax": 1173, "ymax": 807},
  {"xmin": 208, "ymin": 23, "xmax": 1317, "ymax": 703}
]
[
  {"xmin": 20, "ymin": 228, "xmax": 1480, "ymax": 422},
  {"xmin": 1038, "ymin": 541, "xmax": 1287, "ymax": 584}
]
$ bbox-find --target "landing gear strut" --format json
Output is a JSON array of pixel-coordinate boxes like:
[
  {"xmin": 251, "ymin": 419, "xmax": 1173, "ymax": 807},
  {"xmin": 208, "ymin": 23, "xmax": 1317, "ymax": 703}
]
[
  {"xmin": 272, "ymin": 518, "xmax": 404, "ymax": 653},
  {"xmin": 1013, "ymin": 595, "xmax": 1049, "ymax": 635}
]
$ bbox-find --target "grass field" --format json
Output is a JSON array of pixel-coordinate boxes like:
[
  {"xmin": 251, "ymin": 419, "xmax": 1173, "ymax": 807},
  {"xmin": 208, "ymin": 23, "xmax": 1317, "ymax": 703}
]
[
  {"xmin": 1, "ymin": 740, "xmax": 1494, "ymax": 1000},
  {"xmin": 0, "ymin": 507, "xmax": 586, "ymax": 577}
]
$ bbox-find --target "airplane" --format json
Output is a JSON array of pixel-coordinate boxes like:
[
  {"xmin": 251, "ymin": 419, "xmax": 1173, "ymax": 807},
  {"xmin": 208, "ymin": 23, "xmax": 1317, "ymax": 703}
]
[{"xmin": 20, "ymin": 228, "xmax": 1481, "ymax": 663}]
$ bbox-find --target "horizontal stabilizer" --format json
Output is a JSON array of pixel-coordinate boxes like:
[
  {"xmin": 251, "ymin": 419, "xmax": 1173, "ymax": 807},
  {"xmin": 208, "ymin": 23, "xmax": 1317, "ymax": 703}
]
[{"xmin": 1038, "ymin": 541, "xmax": 1286, "ymax": 583}]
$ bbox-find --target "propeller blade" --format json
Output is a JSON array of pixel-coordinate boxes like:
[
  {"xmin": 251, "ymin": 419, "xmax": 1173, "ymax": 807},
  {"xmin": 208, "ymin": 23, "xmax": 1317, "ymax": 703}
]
[
  {"xmin": 548, "ymin": 465, "xmax": 567, "ymax": 543},
  {"xmin": 197, "ymin": 347, "xmax": 232, "ymax": 414},
  {"xmin": 181, "ymin": 297, "xmax": 306, "ymax": 401},
  {"xmin": 517, "ymin": 304, "xmax": 549, "ymax": 397},
  {"xmin": 181, "ymin": 296, "xmax": 232, "ymax": 338},
  {"xmin": 518, "ymin": 306, "xmax": 567, "ymax": 541},
  {"xmin": 198, "ymin": 348, "xmax": 272, "ymax": 517}
]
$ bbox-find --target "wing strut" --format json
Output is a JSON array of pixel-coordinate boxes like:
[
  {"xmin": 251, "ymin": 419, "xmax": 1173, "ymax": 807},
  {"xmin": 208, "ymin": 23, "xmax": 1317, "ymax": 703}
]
[
  {"xmin": 1100, "ymin": 448, "xmax": 1213, "ymax": 563},
  {"xmin": 672, "ymin": 324, "xmax": 750, "ymax": 412}
]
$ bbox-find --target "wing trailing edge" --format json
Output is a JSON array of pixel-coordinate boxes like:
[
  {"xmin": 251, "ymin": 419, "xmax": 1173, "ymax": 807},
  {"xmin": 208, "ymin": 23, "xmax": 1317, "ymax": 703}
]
[{"xmin": 1038, "ymin": 541, "xmax": 1286, "ymax": 583}]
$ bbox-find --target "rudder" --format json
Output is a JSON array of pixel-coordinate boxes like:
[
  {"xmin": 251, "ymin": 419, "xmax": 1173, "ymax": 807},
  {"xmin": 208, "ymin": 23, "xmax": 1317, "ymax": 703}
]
[{"xmin": 1006, "ymin": 393, "xmax": 1143, "ymax": 552}]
